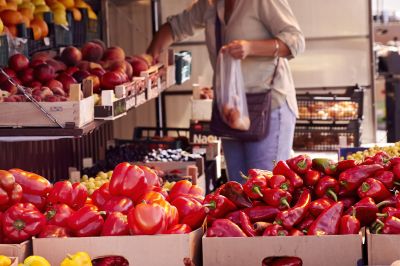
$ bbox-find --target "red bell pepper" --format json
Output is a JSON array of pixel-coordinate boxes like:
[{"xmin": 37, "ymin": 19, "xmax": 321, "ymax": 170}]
[
  {"xmin": 312, "ymin": 158, "xmax": 337, "ymax": 176},
  {"xmin": 165, "ymin": 224, "xmax": 192, "ymax": 234},
  {"xmin": 304, "ymin": 169, "xmax": 321, "ymax": 188},
  {"xmin": 140, "ymin": 191, "xmax": 166, "ymax": 204},
  {"xmin": 45, "ymin": 203, "xmax": 74, "ymax": 228},
  {"xmin": 128, "ymin": 202, "xmax": 167, "ymax": 235},
  {"xmin": 339, "ymin": 164, "xmax": 384, "ymax": 192},
  {"xmin": 374, "ymin": 170, "xmax": 396, "ymax": 189},
  {"xmin": 296, "ymin": 214, "xmax": 314, "ymax": 232},
  {"xmin": 286, "ymin": 154, "xmax": 312, "ymax": 175},
  {"xmin": 242, "ymin": 173, "xmax": 268, "ymax": 200},
  {"xmin": 243, "ymin": 205, "xmax": 279, "ymax": 223},
  {"xmin": 372, "ymin": 151, "xmax": 391, "ymax": 167},
  {"xmin": 309, "ymin": 198, "xmax": 334, "ymax": 218},
  {"xmin": 390, "ymin": 157, "xmax": 400, "ymax": 165},
  {"xmin": 181, "ymin": 206, "xmax": 207, "ymax": 230},
  {"xmin": 345, "ymin": 197, "xmax": 378, "ymax": 227},
  {"xmin": 158, "ymin": 200, "xmax": 179, "ymax": 228},
  {"xmin": 262, "ymin": 257, "xmax": 303, "ymax": 266},
  {"xmin": 289, "ymin": 228, "xmax": 305, "ymax": 236},
  {"xmin": 341, "ymin": 197, "xmax": 357, "ymax": 211},
  {"xmin": 253, "ymin": 222, "xmax": 271, "ymax": 235},
  {"xmin": 393, "ymin": 163, "xmax": 400, "ymax": 181},
  {"xmin": 376, "ymin": 207, "xmax": 400, "ymax": 219},
  {"xmin": 275, "ymin": 189, "xmax": 311, "ymax": 229},
  {"xmin": 2, "ymin": 202, "xmax": 46, "ymax": 243},
  {"xmin": 339, "ymin": 209, "xmax": 360, "ymax": 234},
  {"xmin": 0, "ymin": 170, "xmax": 23, "ymax": 211},
  {"xmin": 101, "ymin": 212, "xmax": 129, "ymax": 236},
  {"xmin": 102, "ymin": 196, "xmax": 134, "ymax": 215},
  {"xmin": 168, "ymin": 180, "xmax": 204, "ymax": 202},
  {"xmin": 225, "ymin": 210, "xmax": 241, "ymax": 225},
  {"xmin": 262, "ymin": 224, "xmax": 289, "ymax": 236},
  {"xmin": 171, "ymin": 195, "xmax": 202, "ymax": 221},
  {"xmin": 376, "ymin": 216, "xmax": 400, "ymax": 234},
  {"xmin": 38, "ymin": 224, "xmax": 70, "ymax": 238},
  {"xmin": 138, "ymin": 165, "xmax": 161, "ymax": 187},
  {"xmin": 308, "ymin": 202, "xmax": 344, "ymax": 235},
  {"xmin": 248, "ymin": 169, "xmax": 273, "ymax": 180},
  {"xmin": 206, "ymin": 219, "xmax": 247, "ymax": 237},
  {"xmin": 91, "ymin": 182, "xmax": 112, "ymax": 208},
  {"xmin": 47, "ymin": 181, "xmax": 88, "ymax": 210},
  {"xmin": 315, "ymin": 176, "xmax": 339, "ymax": 202},
  {"xmin": 203, "ymin": 194, "xmax": 237, "ymax": 219},
  {"xmin": 9, "ymin": 168, "xmax": 52, "ymax": 211},
  {"xmin": 337, "ymin": 160, "xmax": 358, "ymax": 173},
  {"xmin": 67, "ymin": 205, "xmax": 104, "ymax": 237},
  {"xmin": 273, "ymin": 161, "xmax": 303, "ymax": 188},
  {"xmin": 219, "ymin": 181, "xmax": 252, "ymax": 208},
  {"xmin": 92, "ymin": 256, "xmax": 129, "ymax": 266},
  {"xmin": 109, "ymin": 163, "xmax": 150, "ymax": 203},
  {"xmin": 262, "ymin": 188, "xmax": 292, "ymax": 210},
  {"xmin": 238, "ymin": 211, "xmax": 257, "ymax": 237},
  {"xmin": 357, "ymin": 178, "xmax": 392, "ymax": 203},
  {"xmin": 269, "ymin": 175, "xmax": 294, "ymax": 193}
]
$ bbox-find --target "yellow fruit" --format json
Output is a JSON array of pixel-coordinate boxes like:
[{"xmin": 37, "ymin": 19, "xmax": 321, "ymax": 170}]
[
  {"xmin": 88, "ymin": 177, "xmax": 95, "ymax": 182},
  {"xmin": 18, "ymin": 7, "xmax": 34, "ymax": 19},
  {"xmin": 53, "ymin": 8, "xmax": 67, "ymax": 25},
  {"xmin": 81, "ymin": 175, "xmax": 88, "ymax": 181},
  {"xmin": 68, "ymin": 6, "xmax": 80, "ymax": 21},
  {"xmin": 88, "ymin": 182, "xmax": 95, "ymax": 189},
  {"xmin": 32, "ymin": 0, "xmax": 45, "ymax": 5},
  {"xmin": 87, "ymin": 7, "xmax": 96, "ymax": 19},
  {"xmin": 0, "ymin": 255, "xmax": 11, "ymax": 266},
  {"xmin": 50, "ymin": 1, "xmax": 65, "ymax": 10},
  {"xmin": 58, "ymin": 0, "xmax": 73, "ymax": 8},
  {"xmin": 34, "ymin": 4, "xmax": 50, "ymax": 13},
  {"xmin": 0, "ymin": 18, "xmax": 4, "ymax": 33},
  {"xmin": 107, "ymin": 170, "xmax": 113, "ymax": 177},
  {"xmin": 0, "ymin": 0, "xmax": 6, "ymax": 6},
  {"xmin": 94, "ymin": 181, "xmax": 102, "ymax": 187},
  {"xmin": 74, "ymin": 0, "xmax": 88, "ymax": 8}
]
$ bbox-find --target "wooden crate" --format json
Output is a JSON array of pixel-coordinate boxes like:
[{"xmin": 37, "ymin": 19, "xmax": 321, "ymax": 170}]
[{"xmin": 0, "ymin": 81, "xmax": 94, "ymax": 128}]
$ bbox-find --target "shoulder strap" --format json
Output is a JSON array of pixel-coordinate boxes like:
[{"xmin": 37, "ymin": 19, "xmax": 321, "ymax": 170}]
[
  {"xmin": 270, "ymin": 57, "xmax": 280, "ymax": 87},
  {"xmin": 215, "ymin": 14, "xmax": 222, "ymax": 54}
]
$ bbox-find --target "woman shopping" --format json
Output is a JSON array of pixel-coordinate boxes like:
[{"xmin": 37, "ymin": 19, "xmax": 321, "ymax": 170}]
[{"xmin": 147, "ymin": 0, "xmax": 305, "ymax": 183}]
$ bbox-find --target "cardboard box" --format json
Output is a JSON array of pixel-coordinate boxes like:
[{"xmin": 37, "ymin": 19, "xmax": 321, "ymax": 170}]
[
  {"xmin": 367, "ymin": 229, "xmax": 400, "ymax": 266},
  {"xmin": 10, "ymin": 258, "xmax": 18, "ymax": 266},
  {"xmin": 142, "ymin": 65, "xmax": 161, "ymax": 100},
  {"xmin": 203, "ymin": 234, "xmax": 363, "ymax": 266},
  {"xmin": 191, "ymin": 99, "xmax": 213, "ymax": 121},
  {"xmin": 0, "ymin": 82, "xmax": 94, "ymax": 128},
  {"xmin": 33, "ymin": 228, "xmax": 203, "ymax": 266},
  {"xmin": 0, "ymin": 241, "xmax": 31, "ymax": 262},
  {"xmin": 190, "ymin": 120, "xmax": 219, "ymax": 145}
]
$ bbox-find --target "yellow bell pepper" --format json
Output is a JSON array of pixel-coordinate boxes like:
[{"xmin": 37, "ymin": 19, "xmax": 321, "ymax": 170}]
[
  {"xmin": 60, "ymin": 252, "xmax": 92, "ymax": 266},
  {"xmin": 0, "ymin": 255, "xmax": 11, "ymax": 266},
  {"xmin": 19, "ymin": 256, "xmax": 51, "ymax": 266}
]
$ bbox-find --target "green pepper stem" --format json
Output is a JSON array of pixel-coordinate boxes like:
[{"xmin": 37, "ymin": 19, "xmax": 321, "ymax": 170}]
[
  {"xmin": 361, "ymin": 182, "xmax": 370, "ymax": 193},
  {"xmin": 281, "ymin": 198, "xmax": 291, "ymax": 209},
  {"xmin": 203, "ymin": 201, "xmax": 216, "ymax": 210},
  {"xmin": 376, "ymin": 213, "xmax": 388, "ymax": 218},
  {"xmin": 280, "ymin": 183, "xmax": 289, "ymax": 191},
  {"xmin": 375, "ymin": 226, "xmax": 383, "ymax": 234},
  {"xmin": 326, "ymin": 189, "xmax": 338, "ymax": 202},
  {"xmin": 376, "ymin": 219, "xmax": 385, "ymax": 227},
  {"xmin": 253, "ymin": 186, "xmax": 263, "ymax": 198},
  {"xmin": 240, "ymin": 172, "xmax": 249, "ymax": 180},
  {"xmin": 376, "ymin": 200, "xmax": 390, "ymax": 209},
  {"xmin": 297, "ymin": 159, "xmax": 307, "ymax": 170},
  {"xmin": 352, "ymin": 208, "xmax": 357, "ymax": 218}
]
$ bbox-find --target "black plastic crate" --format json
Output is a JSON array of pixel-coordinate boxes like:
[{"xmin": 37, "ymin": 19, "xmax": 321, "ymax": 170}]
[
  {"xmin": 296, "ymin": 86, "xmax": 364, "ymax": 121},
  {"xmin": 72, "ymin": 19, "xmax": 86, "ymax": 47},
  {"xmin": 86, "ymin": 18, "xmax": 100, "ymax": 42},
  {"xmin": 133, "ymin": 127, "xmax": 190, "ymax": 151},
  {"xmin": 0, "ymin": 35, "xmax": 9, "ymax": 67},
  {"xmin": 54, "ymin": 25, "xmax": 73, "ymax": 47},
  {"xmin": 293, "ymin": 120, "xmax": 361, "ymax": 151}
]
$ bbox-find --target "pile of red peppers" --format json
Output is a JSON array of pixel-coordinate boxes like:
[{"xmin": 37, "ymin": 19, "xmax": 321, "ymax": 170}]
[
  {"xmin": 0, "ymin": 163, "xmax": 205, "ymax": 243},
  {"xmin": 206, "ymin": 152, "xmax": 400, "ymax": 237}
]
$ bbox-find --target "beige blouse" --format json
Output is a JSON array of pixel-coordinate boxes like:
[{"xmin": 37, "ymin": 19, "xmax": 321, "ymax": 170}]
[{"xmin": 168, "ymin": 0, "xmax": 305, "ymax": 115}]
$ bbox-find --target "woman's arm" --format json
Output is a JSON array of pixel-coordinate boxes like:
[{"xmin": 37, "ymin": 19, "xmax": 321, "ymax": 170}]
[{"xmin": 223, "ymin": 39, "xmax": 291, "ymax": 59}]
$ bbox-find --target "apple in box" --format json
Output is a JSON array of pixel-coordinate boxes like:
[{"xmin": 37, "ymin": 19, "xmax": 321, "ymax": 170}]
[
  {"xmin": 100, "ymin": 71, "xmax": 126, "ymax": 90},
  {"xmin": 126, "ymin": 56, "xmax": 149, "ymax": 77},
  {"xmin": 56, "ymin": 73, "xmax": 77, "ymax": 94},
  {"xmin": 81, "ymin": 41, "xmax": 104, "ymax": 62},
  {"xmin": 34, "ymin": 64, "xmax": 56, "ymax": 83},
  {"xmin": 61, "ymin": 46, "xmax": 82, "ymax": 66},
  {"xmin": 90, "ymin": 67, "xmax": 106, "ymax": 78},
  {"xmin": 0, "ymin": 67, "xmax": 16, "ymax": 84},
  {"xmin": 103, "ymin": 46, "xmax": 125, "ymax": 62},
  {"xmin": 73, "ymin": 70, "xmax": 90, "ymax": 83},
  {"xmin": 18, "ymin": 67, "xmax": 34, "ymax": 85}
]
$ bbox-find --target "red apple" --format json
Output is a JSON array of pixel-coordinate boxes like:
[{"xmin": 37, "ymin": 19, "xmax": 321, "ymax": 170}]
[
  {"xmin": 46, "ymin": 58, "xmax": 67, "ymax": 73},
  {"xmin": 29, "ymin": 81, "xmax": 42, "ymax": 90},
  {"xmin": 124, "ymin": 60, "xmax": 133, "ymax": 79},
  {"xmin": 81, "ymin": 41, "xmax": 104, "ymax": 62},
  {"xmin": 102, "ymin": 46, "xmax": 125, "ymax": 62},
  {"xmin": 91, "ymin": 39, "xmax": 106, "ymax": 51},
  {"xmin": 73, "ymin": 70, "xmax": 90, "ymax": 83},
  {"xmin": 18, "ymin": 68, "xmax": 34, "ymax": 85},
  {"xmin": 1, "ymin": 79, "xmax": 19, "ymax": 95},
  {"xmin": 8, "ymin": 53, "xmax": 30, "ymax": 72},
  {"xmin": 100, "ymin": 71, "xmax": 125, "ymax": 90},
  {"xmin": 0, "ymin": 68, "xmax": 16, "ymax": 84},
  {"xmin": 65, "ymin": 66, "xmax": 79, "ymax": 76},
  {"xmin": 130, "ymin": 56, "xmax": 149, "ymax": 76},
  {"xmin": 30, "ymin": 59, "xmax": 47, "ymax": 68},
  {"xmin": 46, "ymin": 79, "xmax": 63, "ymax": 89},
  {"xmin": 90, "ymin": 67, "xmax": 106, "ymax": 78},
  {"xmin": 34, "ymin": 64, "xmax": 56, "ymax": 83},
  {"xmin": 33, "ymin": 86, "xmax": 53, "ymax": 100},
  {"xmin": 61, "ymin": 46, "xmax": 82, "ymax": 66},
  {"xmin": 56, "ymin": 73, "xmax": 77, "ymax": 94},
  {"xmin": 50, "ymin": 87, "xmax": 66, "ymax": 96}
]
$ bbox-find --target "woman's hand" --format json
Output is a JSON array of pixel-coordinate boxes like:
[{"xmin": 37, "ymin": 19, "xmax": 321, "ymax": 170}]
[
  {"xmin": 222, "ymin": 40, "xmax": 251, "ymax": 59},
  {"xmin": 146, "ymin": 23, "xmax": 174, "ymax": 61}
]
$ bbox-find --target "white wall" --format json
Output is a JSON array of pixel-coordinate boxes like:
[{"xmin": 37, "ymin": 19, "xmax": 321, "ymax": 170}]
[{"xmin": 373, "ymin": 0, "xmax": 400, "ymax": 14}]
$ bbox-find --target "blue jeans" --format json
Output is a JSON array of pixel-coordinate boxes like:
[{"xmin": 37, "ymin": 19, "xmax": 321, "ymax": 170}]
[{"xmin": 222, "ymin": 101, "xmax": 296, "ymax": 183}]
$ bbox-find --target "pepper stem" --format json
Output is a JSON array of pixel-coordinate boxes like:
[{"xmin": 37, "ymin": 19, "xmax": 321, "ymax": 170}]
[
  {"xmin": 376, "ymin": 200, "xmax": 390, "ymax": 209},
  {"xmin": 361, "ymin": 182, "xmax": 370, "ymax": 193},
  {"xmin": 376, "ymin": 219, "xmax": 385, "ymax": 227},
  {"xmin": 253, "ymin": 186, "xmax": 263, "ymax": 198},
  {"xmin": 375, "ymin": 226, "xmax": 383, "ymax": 234},
  {"xmin": 297, "ymin": 159, "xmax": 307, "ymax": 170},
  {"xmin": 394, "ymin": 182, "xmax": 400, "ymax": 186},
  {"xmin": 281, "ymin": 198, "xmax": 291, "ymax": 209},
  {"xmin": 13, "ymin": 219, "xmax": 25, "ymax": 230},
  {"xmin": 376, "ymin": 213, "xmax": 388, "ymax": 218},
  {"xmin": 277, "ymin": 231, "xmax": 286, "ymax": 236},
  {"xmin": 280, "ymin": 183, "xmax": 289, "ymax": 191},
  {"xmin": 352, "ymin": 208, "xmax": 357, "ymax": 218},
  {"xmin": 203, "ymin": 201, "xmax": 216, "ymax": 210},
  {"xmin": 240, "ymin": 171, "xmax": 249, "ymax": 180},
  {"xmin": 326, "ymin": 189, "xmax": 338, "ymax": 202}
]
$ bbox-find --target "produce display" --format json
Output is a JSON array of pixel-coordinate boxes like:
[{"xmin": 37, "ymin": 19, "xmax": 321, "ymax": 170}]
[
  {"xmin": 204, "ymin": 152, "xmax": 400, "ymax": 237},
  {"xmin": 80, "ymin": 170, "xmax": 112, "ymax": 194},
  {"xmin": 0, "ymin": 41, "xmax": 154, "ymax": 103},
  {"xmin": 344, "ymin": 141, "xmax": 400, "ymax": 161},
  {"xmin": 0, "ymin": 162, "xmax": 205, "ymax": 245},
  {"xmin": 298, "ymin": 101, "xmax": 358, "ymax": 120},
  {"xmin": 144, "ymin": 148, "xmax": 202, "ymax": 163},
  {"xmin": 0, "ymin": 0, "xmax": 97, "ymax": 38}
]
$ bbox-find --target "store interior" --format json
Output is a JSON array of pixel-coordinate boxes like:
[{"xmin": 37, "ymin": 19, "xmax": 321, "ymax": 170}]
[{"xmin": 2, "ymin": 0, "xmax": 400, "ymax": 265}]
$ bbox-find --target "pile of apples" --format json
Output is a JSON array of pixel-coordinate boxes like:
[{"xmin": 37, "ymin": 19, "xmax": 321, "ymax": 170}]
[{"xmin": 0, "ymin": 39, "xmax": 153, "ymax": 102}]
